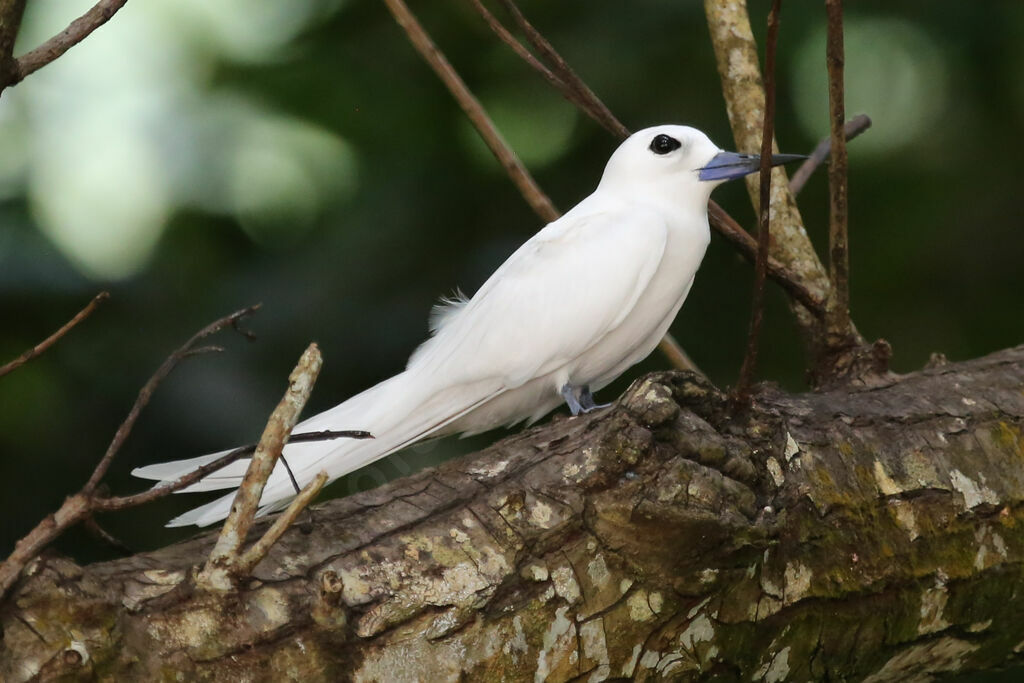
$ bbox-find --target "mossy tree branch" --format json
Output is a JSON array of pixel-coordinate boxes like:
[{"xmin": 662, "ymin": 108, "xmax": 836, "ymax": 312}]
[{"xmin": 3, "ymin": 347, "xmax": 1024, "ymax": 680}]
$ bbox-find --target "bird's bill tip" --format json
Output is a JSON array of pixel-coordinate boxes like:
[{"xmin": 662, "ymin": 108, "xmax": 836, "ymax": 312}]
[{"xmin": 698, "ymin": 150, "xmax": 807, "ymax": 182}]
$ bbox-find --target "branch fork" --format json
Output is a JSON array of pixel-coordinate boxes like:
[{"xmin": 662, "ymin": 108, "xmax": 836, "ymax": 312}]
[{"xmin": 197, "ymin": 343, "xmax": 328, "ymax": 591}]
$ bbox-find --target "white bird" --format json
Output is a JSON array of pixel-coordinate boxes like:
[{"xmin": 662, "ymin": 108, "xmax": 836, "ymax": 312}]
[{"xmin": 133, "ymin": 124, "xmax": 802, "ymax": 527}]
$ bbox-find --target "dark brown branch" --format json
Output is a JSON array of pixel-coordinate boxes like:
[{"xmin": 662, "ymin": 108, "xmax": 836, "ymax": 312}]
[
  {"xmin": 0, "ymin": 0, "xmax": 26, "ymax": 89},
  {"xmin": 97, "ymin": 431, "xmax": 371, "ymax": 512},
  {"xmin": 825, "ymin": 0, "xmax": 851, "ymax": 344},
  {"xmin": 83, "ymin": 516, "xmax": 133, "ymax": 555},
  {"xmin": 468, "ymin": 0, "xmax": 623, "ymax": 139},
  {"xmin": 790, "ymin": 114, "xmax": 870, "ymax": 196},
  {"xmin": 735, "ymin": 0, "xmax": 782, "ymax": 402},
  {"xmin": 381, "ymin": 0, "xmax": 559, "ymax": 223},
  {"xmin": 492, "ymin": 0, "xmax": 630, "ymax": 140},
  {"xmin": 0, "ymin": 291, "xmax": 109, "ymax": 378},
  {"xmin": 0, "ymin": 305, "xmax": 262, "ymax": 600},
  {"xmin": 707, "ymin": 205, "xmax": 824, "ymax": 318},
  {"xmin": 8, "ymin": 0, "xmax": 128, "ymax": 87},
  {"xmin": 466, "ymin": 0, "xmax": 564, "ymax": 97},
  {"xmin": 83, "ymin": 304, "xmax": 261, "ymax": 494}
]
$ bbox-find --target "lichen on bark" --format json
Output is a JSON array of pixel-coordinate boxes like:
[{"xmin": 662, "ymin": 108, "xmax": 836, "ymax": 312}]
[{"xmin": 3, "ymin": 347, "xmax": 1024, "ymax": 681}]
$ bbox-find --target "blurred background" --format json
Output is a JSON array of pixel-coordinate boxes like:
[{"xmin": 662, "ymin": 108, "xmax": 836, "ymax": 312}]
[{"xmin": 0, "ymin": 0, "xmax": 1021, "ymax": 559}]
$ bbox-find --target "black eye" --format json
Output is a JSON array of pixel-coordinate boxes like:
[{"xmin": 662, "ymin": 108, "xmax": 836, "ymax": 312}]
[{"xmin": 649, "ymin": 134, "xmax": 681, "ymax": 155}]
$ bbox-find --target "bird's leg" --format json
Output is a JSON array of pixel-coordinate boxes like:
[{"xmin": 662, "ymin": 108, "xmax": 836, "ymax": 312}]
[
  {"xmin": 560, "ymin": 383, "xmax": 586, "ymax": 416},
  {"xmin": 561, "ymin": 383, "xmax": 610, "ymax": 416},
  {"xmin": 578, "ymin": 385, "xmax": 611, "ymax": 413}
]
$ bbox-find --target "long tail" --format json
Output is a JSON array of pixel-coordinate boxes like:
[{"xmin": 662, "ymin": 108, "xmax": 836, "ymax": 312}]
[{"xmin": 132, "ymin": 368, "xmax": 502, "ymax": 527}]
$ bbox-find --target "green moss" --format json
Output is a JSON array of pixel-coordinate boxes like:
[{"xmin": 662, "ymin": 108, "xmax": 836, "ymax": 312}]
[{"xmin": 994, "ymin": 422, "xmax": 1024, "ymax": 458}]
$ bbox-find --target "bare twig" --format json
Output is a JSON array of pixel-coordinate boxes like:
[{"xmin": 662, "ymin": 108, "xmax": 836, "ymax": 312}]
[
  {"xmin": 468, "ymin": 0, "xmax": 624, "ymax": 139},
  {"xmin": 8, "ymin": 0, "xmax": 129, "ymax": 87},
  {"xmin": 235, "ymin": 471, "xmax": 328, "ymax": 575},
  {"xmin": 735, "ymin": 0, "xmax": 782, "ymax": 402},
  {"xmin": 466, "ymin": 0, "xmax": 562, "ymax": 94},
  {"xmin": 659, "ymin": 333, "xmax": 705, "ymax": 379},
  {"xmin": 704, "ymin": 0, "xmax": 833, "ymax": 342},
  {"xmin": 0, "ymin": 0, "xmax": 26, "ymax": 88},
  {"xmin": 707, "ymin": 204, "xmax": 825, "ymax": 318},
  {"xmin": 381, "ymin": 0, "xmax": 559, "ymax": 223},
  {"xmin": 199, "ymin": 343, "xmax": 323, "ymax": 590},
  {"xmin": 83, "ymin": 516, "xmax": 133, "ymax": 555},
  {"xmin": 790, "ymin": 114, "xmax": 870, "ymax": 196},
  {"xmin": 99, "ymin": 431, "xmax": 370, "ymax": 510},
  {"xmin": 825, "ymin": 0, "xmax": 851, "ymax": 342},
  {"xmin": 83, "ymin": 304, "xmax": 261, "ymax": 494},
  {"xmin": 492, "ymin": 0, "xmax": 630, "ymax": 140},
  {"xmin": 0, "ymin": 492, "xmax": 92, "ymax": 598},
  {"xmin": 0, "ymin": 291, "xmax": 109, "ymax": 378},
  {"xmin": 0, "ymin": 306, "xmax": 261, "ymax": 600}
]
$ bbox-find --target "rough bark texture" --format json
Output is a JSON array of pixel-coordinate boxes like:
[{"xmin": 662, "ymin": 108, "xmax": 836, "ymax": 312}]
[{"xmin": 3, "ymin": 347, "xmax": 1024, "ymax": 681}]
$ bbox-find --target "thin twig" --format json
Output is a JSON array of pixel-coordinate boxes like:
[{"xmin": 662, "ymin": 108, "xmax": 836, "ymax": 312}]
[
  {"xmin": 735, "ymin": 0, "xmax": 782, "ymax": 402},
  {"xmin": 0, "ymin": 0, "xmax": 27, "ymax": 89},
  {"xmin": 381, "ymin": 0, "xmax": 559, "ymax": 223},
  {"xmin": 467, "ymin": 0, "xmax": 621, "ymax": 138},
  {"xmin": 658, "ymin": 334, "xmax": 705, "ymax": 379},
  {"xmin": 790, "ymin": 114, "xmax": 870, "ymax": 196},
  {"xmin": 235, "ymin": 471, "xmax": 328, "ymax": 575},
  {"xmin": 83, "ymin": 304, "xmax": 261, "ymax": 494},
  {"xmin": 0, "ymin": 291, "xmax": 109, "ymax": 378},
  {"xmin": 9, "ymin": 0, "xmax": 128, "ymax": 86},
  {"xmin": 707, "ymin": 204, "xmax": 825, "ymax": 318},
  {"xmin": 0, "ymin": 306, "xmax": 263, "ymax": 600},
  {"xmin": 83, "ymin": 516, "xmax": 133, "ymax": 555},
  {"xmin": 492, "ymin": 0, "xmax": 630, "ymax": 140},
  {"xmin": 704, "ymin": 0, "xmax": 833, "ymax": 344},
  {"xmin": 199, "ymin": 343, "xmax": 323, "ymax": 590},
  {"xmin": 98, "ymin": 430, "xmax": 370, "ymax": 511},
  {"xmin": 466, "ymin": 0, "xmax": 564, "ymax": 95},
  {"xmin": 825, "ymin": 0, "xmax": 851, "ymax": 343}
]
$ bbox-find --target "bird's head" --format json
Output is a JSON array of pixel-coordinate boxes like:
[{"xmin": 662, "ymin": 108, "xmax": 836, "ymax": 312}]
[{"xmin": 597, "ymin": 124, "xmax": 804, "ymax": 210}]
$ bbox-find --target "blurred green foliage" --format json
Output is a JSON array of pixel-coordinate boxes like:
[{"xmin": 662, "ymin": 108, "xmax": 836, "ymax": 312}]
[{"xmin": 0, "ymin": 1, "xmax": 1021, "ymax": 559}]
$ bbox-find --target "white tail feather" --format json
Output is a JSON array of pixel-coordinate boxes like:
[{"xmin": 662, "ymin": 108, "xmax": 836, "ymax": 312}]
[{"xmin": 133, "ymin": 368, "xmax": 502, "ymax": 527}]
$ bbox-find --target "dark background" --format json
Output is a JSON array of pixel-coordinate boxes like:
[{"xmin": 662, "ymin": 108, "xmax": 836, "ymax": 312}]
[{"xmin": 1, "ymin": 1, "xmax": 1021, "ymax": 560}]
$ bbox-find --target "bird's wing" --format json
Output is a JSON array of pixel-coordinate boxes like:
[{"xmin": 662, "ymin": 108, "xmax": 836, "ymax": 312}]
[{"xmin": 409, "ymin": 204, "xmax": 669, "ymax": 387}]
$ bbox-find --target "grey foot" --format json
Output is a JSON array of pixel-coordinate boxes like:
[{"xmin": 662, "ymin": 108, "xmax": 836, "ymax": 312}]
[
  {"xmin": 561, "ymin": 383, "xmax": 610, "ymax": 416},
  {"xmin": 578, "ymin": 385, "xmax": 611, "ymax": 413}
]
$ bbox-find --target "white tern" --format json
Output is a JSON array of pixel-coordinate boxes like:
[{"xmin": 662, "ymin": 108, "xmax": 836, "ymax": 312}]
[{"xmin": 133, "ymin": 124, "xmax": 803, "ymax": 527}]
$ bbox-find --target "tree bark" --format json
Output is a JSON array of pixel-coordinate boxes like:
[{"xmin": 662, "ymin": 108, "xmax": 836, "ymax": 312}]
[{"xmin": 3, "ymin": 347, "xmax": 1024, "ymax": 681}]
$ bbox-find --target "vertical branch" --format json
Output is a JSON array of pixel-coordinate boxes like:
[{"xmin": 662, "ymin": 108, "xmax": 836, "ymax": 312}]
[
  {"xmin": 0, "ymin": 0, "xmax": 26, "ymax": 89},
  {"xmin": 825, "ymin": 0, "xmax": 851, "ymax": 341},
  {"xmin": 703, "ymin": 0, "xmax": 832, "ymax": 339},
  {"xmin": 202, "ymin": 343, "xmax": 323, "ymax": 588},
  {"xmin": 380, "ymin": 0, "xmax": 559, "ymax": 223},
  {"xmin": 734, "ymin": 0, "xmax": 782, "ymax": 402}
]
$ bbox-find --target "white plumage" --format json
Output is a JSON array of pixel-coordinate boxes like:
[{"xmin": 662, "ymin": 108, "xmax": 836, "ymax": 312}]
[{"xmin": 133, "ymin": 124, "xmax": 792, "ymax": 527}]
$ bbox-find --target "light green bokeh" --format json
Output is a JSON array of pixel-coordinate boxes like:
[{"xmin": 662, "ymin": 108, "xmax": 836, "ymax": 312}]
[
  {"xmin": 460, "ymin": 85, "xmax": 577, "ymax": 170},
  {"xmin": 1, "ymin": 0, "xmax": 353, "ymax": 280},
  {"xmin": 228, "ymin": 110, "xmax": 359, "ymax": 247},
  {"xmin": 791, "ymin": 17, "xmax": 949, "ymax": 156}
]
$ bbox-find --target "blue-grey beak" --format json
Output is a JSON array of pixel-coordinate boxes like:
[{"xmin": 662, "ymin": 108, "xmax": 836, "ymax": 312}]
[{"xmin": 698, "ymin": 151, "xmax": 807, "ymax": 182}]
